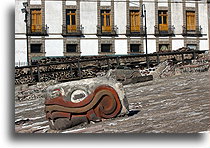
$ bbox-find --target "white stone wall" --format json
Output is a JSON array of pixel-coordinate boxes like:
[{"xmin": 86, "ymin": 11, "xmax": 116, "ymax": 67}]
[
  {"xmin": 158, "ymin": 0, "xmax": 168, "ymax": 7},
  {"xmin": 186, "ymin": 1, "xmax": 195, "ymax": 8},
  {"xmin": 146, "ymin": 39, "xmax": 156, "ymax": 53},
  {"xmin": 15, "ymin": 0, "xmax": 26, "ymax": 33},
  {"xmin": 45, "ymin": 1, "xmax": 62, "ymax": 33},
  {"xmin": 15, "ymin": 40, "xmax": 27, "ymax": 64},
  {"xmin": 114, "ymin": 0, "xmax": 126, "ymax": 34},
  {"xmin": 129, "ymin": 0, "xmax": 139, "ymax": 7},
  {"xmin": 30, "ymin": 0, "xmax": 41, "ymax": 5},
  {"xmin": 115, "ymin": 40, "xmax": 128, "ymax": 55},
  {"xmin": 15, "ymin": 0, "xmax": 27, "ymax": 64},
  {"xmin": 171, "ymin": 2, "xmax": 183, "ymax": 34},
  {"xmin": 81, "ymin": 39, "xmax": 98, "ymax": 56},
  {"xmin": 144, "ymin": 1, "xmax": 155, "ymax": 35},
  {"xmin": 80, "ymin": 2, "xmax": 97, "ymax": 34},
  {"xmin": 45, "ymin": 40, "xmax": 63, "ymax": 56},
  {"xmin": 100, "ymin": 0, "xmax": 111, "ymax": 6},
  {"xmin": 66, "ymin": 0, "xmax": 76, "ymax": 6},
  {"xmin": 200, "ymin": 40, "xmax": 209, "ymax": 51},
  {"xmin": 172, "ymin": 40, "xmax": 184, "ymax": 50},
  {"xmin": 199, "ymin": 3, "xmax": 208, "ymax": 36}
]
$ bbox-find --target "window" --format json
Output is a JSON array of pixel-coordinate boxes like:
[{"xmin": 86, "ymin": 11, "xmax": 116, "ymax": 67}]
[
  {"xmin": 159, "ymin": 44, "xmax": 169, "ymax": 52},
  {"xmin": 186, "ymin": 11, "xmax": 196, "ymax": 31},
  {"xmin": 31, "ymin": 44, "xmax": 41, "ymax": 53},
  {"xmin": 66, "ymin": 9, "xmax": 76, "ymax": 32},
  {"xmin": 130, "ymin": 10, "xmax": 140, "ymax": 32},
  {"xmin": 101, "ymin": 10, "xmax": 111, "ymax": 32},
  {"xmin": 130, "ymin": 44, "xmax": 141, "ymax": 52},
  {"xmin": 66, "ymin": 44, "xmax": 77, "ymax": 52},
  {"xmin": 187, "ymin": 44, "xmax": 197, "ymax": 50},
  {"xmin": 31, "ymin": 9, "xmax": 42, "ymax": 32},
  {"xmin": 101, "ymin": 44, "xmax": 111, "ymax": 52},
  {"xmin": 158, "ymin": 11, "xmax": 168, "ymax": 31}
]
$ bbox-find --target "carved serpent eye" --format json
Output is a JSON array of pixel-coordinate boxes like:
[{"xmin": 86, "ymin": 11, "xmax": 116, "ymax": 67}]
[
  {"xmin": 63, "ymin": 86, "xmax": 90, "ymax": 103},
  {"xmin": 70, "ymin": 89, "xmax": 88, "ymax": 103}
]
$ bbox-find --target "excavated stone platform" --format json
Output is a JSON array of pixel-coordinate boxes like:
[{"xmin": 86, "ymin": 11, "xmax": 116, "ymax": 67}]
[{"xmin": 15, "ymin": 71, "xmax": 210, "ymax": 133}]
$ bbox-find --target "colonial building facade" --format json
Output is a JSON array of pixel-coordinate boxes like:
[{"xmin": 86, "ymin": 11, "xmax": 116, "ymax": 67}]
[{"xmin": 15, "ymin": 0, "xmax": 209, "ymax": 65}]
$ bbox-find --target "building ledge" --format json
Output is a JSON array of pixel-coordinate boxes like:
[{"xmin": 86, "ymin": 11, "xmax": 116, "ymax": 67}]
[
  {"xmin": 128, "ymin": 52, "xmax": 144, "ymax": 55},
  {"xmin": 63, "ymin": 52, "xmax": 81, "ymax": 56},
  {"xmin": 27, "ymin": 25, "xmax": 49, "ymax": 36},
  {"xmin": 182, "ymin": 26, "xmax": 203, "ymax": 37},
  {"xmin": 96, "ymin": 25, "xmax": 118, "ymax": 36},
  {"xmin": 182, "ymin": 32, "xmax": 203, "ymax": 37},
  {"xmin": 154, "ymin": 25, "xmax": 175, "ymax": 37},
  {"xmin": 62, "ymin": 25, "xmax": 84, "ymax": 37},
  {"xmin": 126, "ymin": 26, "xmax": 145, "ymax": 37},
  {"xmin": 98, "ymin": 52, "xmax": 116, "ymax": 55}
]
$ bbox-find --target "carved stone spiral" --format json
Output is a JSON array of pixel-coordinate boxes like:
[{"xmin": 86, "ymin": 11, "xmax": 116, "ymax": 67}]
[{"xmin": 45, "ymin": 85, "xmax": 122, "ymax": 130}]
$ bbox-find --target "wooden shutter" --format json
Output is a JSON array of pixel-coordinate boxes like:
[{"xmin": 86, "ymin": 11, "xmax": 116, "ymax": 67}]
[
  {"xmin": 158, "ymin": 11, "xmax": 168, "ymax": 31},
  {"xmin": 67, "ymin": 10, "xmax": 76, "ymax": 32},
  {"xmin": 187, "ymin": 11, "xmax": 196, "ymax": 31},
  {"xmin": 130, "ymin": 11, "xmax": 140, "ymax": 32},
  {"xmin": 101, "ymin": 10, "xmax": 111, "ymax": 32},
  {"xmin": 31, "ymin": 10, "xmax": 42, "ymax": 32}
]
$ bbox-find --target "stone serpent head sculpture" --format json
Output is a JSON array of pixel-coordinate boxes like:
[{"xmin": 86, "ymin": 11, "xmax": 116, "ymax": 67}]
[{"xmin": 45, "ymin": 77, "xmax": 129, "ymax": 130}]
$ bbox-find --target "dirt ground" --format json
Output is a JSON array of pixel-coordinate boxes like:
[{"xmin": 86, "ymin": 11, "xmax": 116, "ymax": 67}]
[{"xmin": 15, "ymin": 71, "xmax": 210, "ymax": 133}]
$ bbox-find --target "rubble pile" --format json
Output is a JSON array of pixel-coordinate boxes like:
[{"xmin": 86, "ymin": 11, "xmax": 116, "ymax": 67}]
[
  {"xmin": 138, "ymin": 51, "xmax": 209, "ymax": 79},
  {"xmin": 104, "ymin": 69, "xmax": 153, "ymax": 85},
  {"xmin": 15, "ymin": 70, "xmax": 210, "ymax": 133},
  {"xmin": 132, "ymin": 60, "xmax": 176, "ymax": 79},
  {"xmin": 174, "ymin": 47, "xmax": 194, "ymax": 52},
  {"xmin": 153, "ymin": 47, "xmax": 193, "ymax": 53},
  {"xmin": 15, "ymin": 80, "xmax": 58, "ymax": 102},
  {"xmin": 175, "ymin": 52, "xmax": 209, "ymax": 74}
]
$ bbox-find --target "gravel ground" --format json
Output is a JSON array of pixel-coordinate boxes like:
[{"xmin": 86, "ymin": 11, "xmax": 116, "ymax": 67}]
[{"xmin": 15, "ymin": 71, "xmax": 210, "ymax": 133}]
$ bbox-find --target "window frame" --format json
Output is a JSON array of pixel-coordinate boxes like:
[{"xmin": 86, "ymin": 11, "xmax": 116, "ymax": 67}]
[
  {"xmin": 66, "ymin": 44, "xmax": 78, "ymax": 53},
  {"xmin": 130, "ymin": 10, "xmax": 140, "ymax": 32},
  {"xmin": 30, "ymin": 9, "xmax": 42, "ymax": 33},
  {"xmin": 158, "ymin": 10, "xmax": 168, "ymax": 31},
  {"xmin": 30, "ymin": 44, "xmax": 42, "ymax": 53},
  {"xmin": 66, "ymin": 9, "xmax": 77, "ymax": 32},
  {"xmin": 130, "ymin": 44, "xmax": 141, "ymax": 53},
  {"xmin": 101, "ymin": 10, "xmax": 111, "ymax": 32},
  {"xmin": 186, "ymin": 11, "xmax": 196, "ymax": 31},
  {"xmin": 187, "ymin": 44, "xmax": 197, "ymax": 50},
  {"xmin": 159, "ymin": 44, "xmax": 170, "ymax": 52},
  {"xmin": 101, "ymin": 44, "xmax": 112, "ymax": 53}
]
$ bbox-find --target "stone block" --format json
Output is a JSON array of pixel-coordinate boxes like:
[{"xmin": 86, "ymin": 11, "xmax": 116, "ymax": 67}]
[{"xmin": 45, "ymin": 76, "xmax": 129, "ymax": 130}]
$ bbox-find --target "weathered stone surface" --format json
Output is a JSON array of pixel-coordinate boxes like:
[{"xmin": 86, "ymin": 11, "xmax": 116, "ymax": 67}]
[
  {"xmin": 15, "ymin": 71, "xmax": 209, "ymax": 133},
  {"xmin": 141, "ymin": 55, "xmax": 209, "ymax": 79},
  {"xmin": 45, "ymin": 77, "xmax": 129, "ymax": 130},
  {"xmin": 15, "ymin": 80, "xmax": 58, "ymax": 102},
  {"xmin": 15, "ymin": 53, "xmax": 210, "ymax": 132},
  {"xmin": 104, "ymin": 69, "xmax": 153, "ymax": 85},
  {"xmin": 46, "ymin": 77, "xmax": 129, "ymax": 116}
]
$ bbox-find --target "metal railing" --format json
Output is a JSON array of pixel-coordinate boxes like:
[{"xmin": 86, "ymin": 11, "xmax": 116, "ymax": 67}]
[
  {"xmin": 96, "ymin": 25, "xmax": 118, "ymax": 36},
  {"xmin": 126, "ymin": 25, "xmax": 145, "ymax": 36},
  {"xmin": 15, "ymin": 62, "xmax": 29, "ymax": 67},
  {"xmin": 182, "ymin": 25, "xmax": 202, "ymax": 37},
  {"xmin": 154, "ymin": 25, "xmax": 175, "ymax": 36},
  {"xmin": 15, "ymin": 50, "xmax": 206, "ymax": 85},
  {"xmin": 27, "ymin": 24, "xmax": 49, "ymax": 36},
  {"xmin": 62, "ymin": 25, "xmax": 84, "ymax": 36}
]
